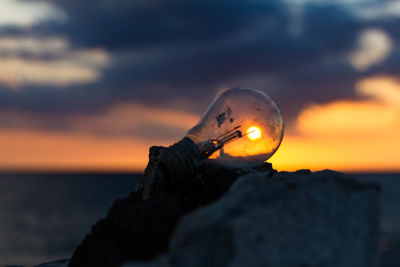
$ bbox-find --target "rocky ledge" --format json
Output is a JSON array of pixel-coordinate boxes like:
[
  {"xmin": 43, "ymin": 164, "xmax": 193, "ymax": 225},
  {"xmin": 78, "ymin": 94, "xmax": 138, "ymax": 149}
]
[
  {"xmin": 123, "ymin": 169, "xmax": 380, "ymax": 267},
  {"xmin": 27, "ymin": 167, "xmax": 380, "ymax": 267}
]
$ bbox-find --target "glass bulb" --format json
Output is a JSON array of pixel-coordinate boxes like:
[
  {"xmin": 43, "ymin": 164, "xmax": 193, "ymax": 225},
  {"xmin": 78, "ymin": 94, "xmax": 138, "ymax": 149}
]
[{"xmin": 186, "ymin": 87, "xmax": 284, "ymax": 165}]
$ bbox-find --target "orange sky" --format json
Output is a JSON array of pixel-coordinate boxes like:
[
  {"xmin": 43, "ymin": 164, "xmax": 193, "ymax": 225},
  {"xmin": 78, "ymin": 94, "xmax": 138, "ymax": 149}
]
[
  {"xmin": 1, "ymin": 1, "xmax": 399, "ymax": 173},
  {"xmin": 1, "ymin": 75, "xmax": 399, "ymax": 173}
]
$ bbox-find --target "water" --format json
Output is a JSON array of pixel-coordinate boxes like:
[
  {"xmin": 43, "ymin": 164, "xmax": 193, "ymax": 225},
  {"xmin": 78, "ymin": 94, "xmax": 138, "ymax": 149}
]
[
  {"xmin": 0, "ymin": 173, "xmax": 398, "ymax": 266},
  {"xmin": 0, "ymin": 173, "xmax": 140, "ymax": 266}
]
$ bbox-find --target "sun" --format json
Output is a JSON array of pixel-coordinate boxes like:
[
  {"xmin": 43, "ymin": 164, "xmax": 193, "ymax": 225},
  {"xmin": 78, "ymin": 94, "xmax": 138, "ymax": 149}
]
[{"xmin": 247, "ymin": 126, "xmax": 261, "ymax": 140}]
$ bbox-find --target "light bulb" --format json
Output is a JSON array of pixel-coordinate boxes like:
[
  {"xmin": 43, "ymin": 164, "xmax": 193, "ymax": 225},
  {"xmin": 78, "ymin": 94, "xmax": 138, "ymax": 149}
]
[
  {"xmin": 186, "ymin": 87, "xmax": 284, "ymax": 165},
  {"xmin": 137, "ymin": 87, "xmax": 284, "ymax": 199}
]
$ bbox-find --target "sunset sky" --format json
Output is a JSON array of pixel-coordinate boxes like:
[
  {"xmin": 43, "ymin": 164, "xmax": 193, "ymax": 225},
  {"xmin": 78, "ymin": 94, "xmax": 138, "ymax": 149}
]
[{"xmin": 0, "ymin": 0, "xmax": 400, "ymax": 172}]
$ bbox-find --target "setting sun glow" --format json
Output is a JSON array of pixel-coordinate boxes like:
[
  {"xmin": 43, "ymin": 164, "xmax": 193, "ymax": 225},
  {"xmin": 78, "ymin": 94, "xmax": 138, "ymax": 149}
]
[{"xmin": 247, "ymin": 126, "xmax": 262, "ymax": 140}]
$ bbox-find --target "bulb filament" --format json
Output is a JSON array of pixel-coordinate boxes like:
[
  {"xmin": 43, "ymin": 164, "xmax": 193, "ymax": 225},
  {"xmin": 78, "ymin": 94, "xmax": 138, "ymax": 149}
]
[
  {"xmin": 218, "ymin": 130, "xmax": 242, "ymax": 146},
  {"xmin": 197, "ymin": 125, "xmax": 263, "ymax": 158},
  {"xmin": 198, "ymin": 126, "xmax": 243, "ymax": 158}
]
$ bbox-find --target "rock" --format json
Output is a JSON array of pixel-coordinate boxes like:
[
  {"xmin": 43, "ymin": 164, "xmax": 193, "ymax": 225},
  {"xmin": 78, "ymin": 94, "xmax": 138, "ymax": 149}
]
[
  {"xmin": 69, "ymin": 155, "xmax": 274, "ymax": 267},
  {"xmin": 124, "ymin": 170, "xmax": 380, "ymax": 267},
  {"xmin": 4, "ymin": 258, "xmax": 70, "ymax": 267},
  {"xmin": 33, "ymin": 259, "xmax": 69, "ymax": 267},
  {"xmin": 121, "ymin": 257, "xmax": 169, "ymax": 267}
]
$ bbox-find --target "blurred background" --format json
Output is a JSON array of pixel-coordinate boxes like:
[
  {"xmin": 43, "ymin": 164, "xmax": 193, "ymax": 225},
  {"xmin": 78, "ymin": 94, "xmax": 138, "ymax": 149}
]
[
  {"xmin": 0, "ymin": 0, "xmax": 399, "ymax": 266},
  {"xmin": 0, "ymin": 0, "xmax": 399, "ymax": 172}
]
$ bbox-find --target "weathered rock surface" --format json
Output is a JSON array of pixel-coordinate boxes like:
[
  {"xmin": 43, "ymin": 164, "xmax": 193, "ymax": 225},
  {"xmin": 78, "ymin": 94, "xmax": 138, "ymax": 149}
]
[
  {"xmin": 33, "ymin": 259, "xmax": 69, "ymax": 267},
  {"xmin": 123, "ymin": 170, "xmax": 380, "ymax": 267},
  {"xmin": 27, "ymin": 169, "xmax": 380, "ymax": 267},
  {"xmin": 68, "ymin": 158, "xmax": 274, "ymax": 267}
]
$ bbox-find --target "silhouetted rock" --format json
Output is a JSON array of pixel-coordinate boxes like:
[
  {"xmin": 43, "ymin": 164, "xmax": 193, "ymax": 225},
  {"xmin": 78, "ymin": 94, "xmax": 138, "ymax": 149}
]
[
  {"xmin": 123, "ymin": 170, "xmax": 380, "ymax": 267},
  {"xmin": 69, "ymin": 153, "xmax": 274, "ymax": 267},
  {"xmin": 34, "ymin": 259, "xmax": 69, "ymax": 267}
]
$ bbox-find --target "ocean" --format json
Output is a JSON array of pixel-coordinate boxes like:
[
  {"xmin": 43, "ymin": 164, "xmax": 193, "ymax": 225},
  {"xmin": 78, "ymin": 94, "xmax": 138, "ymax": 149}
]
[{"xmin": 0, "ymin": 172, "xmax": 398, "ymax": 267}]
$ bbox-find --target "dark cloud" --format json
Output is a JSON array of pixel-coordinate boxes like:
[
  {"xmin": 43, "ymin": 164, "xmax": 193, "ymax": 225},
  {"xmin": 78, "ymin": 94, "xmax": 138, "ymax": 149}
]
[
  {"xmin": 34, "ymin": 0, "xmax": 287, "ymax": 49},
  {"xmin": 1, "ymin": 0, "xmax": 400, "ymax": 135}
]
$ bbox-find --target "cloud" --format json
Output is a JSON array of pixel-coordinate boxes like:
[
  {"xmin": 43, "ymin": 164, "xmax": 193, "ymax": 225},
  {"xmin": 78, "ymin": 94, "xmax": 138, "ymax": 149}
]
[
  {"xmin": 354, "ymin": 1, "xmax": 400, "ymax": 20},
  {"xmin": 348, "ymin": 28, "xmax": 393, "ymax": 71},
  {"xmin": 88, "ymin": 1, "xmax": 366, "ymax": 116},
  {"xmin": 0, "ymin": 0, "xmax": 66, "ymax": 27},
  {"xmin": 0, "ymin": 37, "xmax": 68, "ymax": 55},
  {"xmin": 297, "ymin": 75, "xmax": 400, "ymax": 137},
  {"xmin": 0, "ymin": 102, "xmax": 200, "ymax": 141},
  {"xmin": 0, "ymin": 37, "xmax": 109, "ymax": 88},
  {"xmin": 297, "ymin": 99, "xmax": 399, "ymax": 137},
  {"xmin": 269, "ymin": 75, "xmax": 400, "ymax": 172},
  {"xmin": 0, "ymin": 0, "xmax": 399, "ymax": 134},
  {"xmin": 0, "ymin": 56, "xmax": 103, "ymax": 88},
  {"xmin": 0, "ymin": 0, "xmax": 397, "ymax": 171},
  {"xmin": 34, "ymin": 0, "xmax": 286, "ymax": 49},
  {"xmin": 356, "ymin": 76, "xmax": 400, "ymax": 105},
  {"xmin": 67, "ymin": 103, "xmax": 199, "ymax": 140},
  {"xmin": 4, "ymin": 76, "xmax": 399, "ymax": 172}
]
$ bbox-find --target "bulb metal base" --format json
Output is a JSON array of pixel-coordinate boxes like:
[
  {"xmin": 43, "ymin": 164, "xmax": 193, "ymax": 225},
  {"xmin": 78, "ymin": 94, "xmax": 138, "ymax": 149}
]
[
  {"xmin": 163, "ymin": 137, "xmax": 204, "ymax": 181},
  {"xmin": 137, "ymin": 137, "xmax": 204, "ymax": 199}
]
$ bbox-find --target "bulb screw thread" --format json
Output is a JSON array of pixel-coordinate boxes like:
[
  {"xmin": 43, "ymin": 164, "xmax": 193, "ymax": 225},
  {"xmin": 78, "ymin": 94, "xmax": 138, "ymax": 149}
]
[
  {"xmin": 137, "ymin": 137, "xmax": 204, "ymax": 199},
  {"xmin": 162, "ymin": 137, "xmax": 204, "ymax": 181}
]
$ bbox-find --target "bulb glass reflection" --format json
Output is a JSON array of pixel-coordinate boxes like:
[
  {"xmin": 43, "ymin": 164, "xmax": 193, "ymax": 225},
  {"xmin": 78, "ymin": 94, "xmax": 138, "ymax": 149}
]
[{"xmin": 186, "ymin": 87, "xmax": 284, "ymax": 165}]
